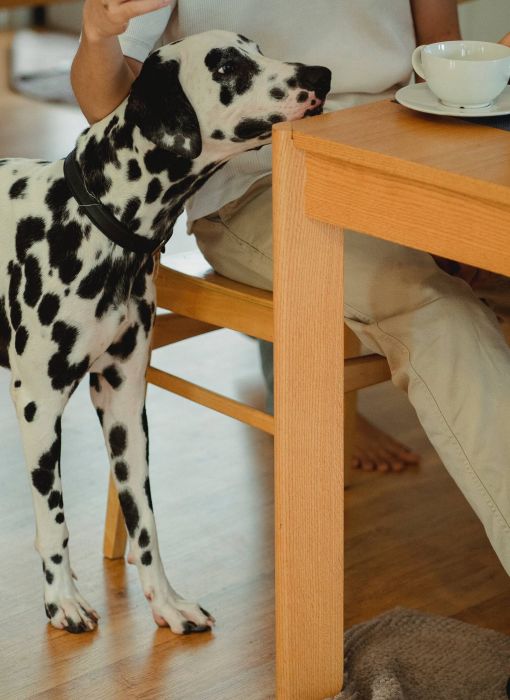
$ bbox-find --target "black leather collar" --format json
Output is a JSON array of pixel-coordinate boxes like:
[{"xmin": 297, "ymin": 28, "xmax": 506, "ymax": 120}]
[{"xmin": 63, "ymin": 149, "xmax": 162, "ymax": 256}]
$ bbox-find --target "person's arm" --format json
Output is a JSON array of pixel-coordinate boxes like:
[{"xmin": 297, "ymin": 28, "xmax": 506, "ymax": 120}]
[
  {"xmin": 410, "ymin": 0, "xmax": 462, "ymax": 45},
  {"xmin": 71, "ymin": 0, "xmax": 170, "ymax": 124}
]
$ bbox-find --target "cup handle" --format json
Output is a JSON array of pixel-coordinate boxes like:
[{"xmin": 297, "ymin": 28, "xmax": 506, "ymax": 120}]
[{"xmin": 411, "ymin": 45, "xmax": 426, "ymax": 80}]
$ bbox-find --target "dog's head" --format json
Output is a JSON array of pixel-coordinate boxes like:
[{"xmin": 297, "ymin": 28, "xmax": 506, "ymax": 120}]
[{"xmin": 125, "ymin": 30, "xmax": 331, "ymax": 161}]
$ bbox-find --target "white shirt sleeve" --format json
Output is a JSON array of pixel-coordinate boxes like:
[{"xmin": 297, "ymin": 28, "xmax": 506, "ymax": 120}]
[{"xmin": 118, "ymin": 5, "xmax": 173, "ymax": 62}]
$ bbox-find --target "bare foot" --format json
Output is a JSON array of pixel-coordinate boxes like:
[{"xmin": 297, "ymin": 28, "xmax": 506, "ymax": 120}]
[{"xmin": 352, "ymin": 414, "xmax": 420, "ymax": 473}]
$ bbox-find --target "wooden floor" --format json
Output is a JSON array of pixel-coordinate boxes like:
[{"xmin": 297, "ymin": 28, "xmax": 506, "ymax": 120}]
[{"xmin": 1, "ymin": 28, "xmax": 509, "ymax": 700}]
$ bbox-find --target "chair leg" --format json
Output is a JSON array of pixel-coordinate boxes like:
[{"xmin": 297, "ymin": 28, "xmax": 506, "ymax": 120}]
[
  {"xmin": 103, "ymin": 472, "xmax": 127, "ymax": 559},
  {"xmin": 344, "ymin": 326, "xmax": 361, "ymax": 489}
]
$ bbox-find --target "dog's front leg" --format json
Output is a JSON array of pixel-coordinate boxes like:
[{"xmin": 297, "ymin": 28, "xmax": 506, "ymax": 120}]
[
  {"xmin": 90, "ymin": 346, "xmax": 214, "ymax": 635},
  {"xmin": 10, "ymin": 377, "xmax": 99, "ymax": 633}
]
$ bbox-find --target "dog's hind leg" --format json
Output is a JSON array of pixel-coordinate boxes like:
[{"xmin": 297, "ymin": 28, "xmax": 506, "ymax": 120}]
[
  {"xmin": 90, "ymin": 339, "xmax": 214, "ymax": 635},
  {"xmin": 10, "ymin": 376, "xmax": 99, "ymax": 633}
]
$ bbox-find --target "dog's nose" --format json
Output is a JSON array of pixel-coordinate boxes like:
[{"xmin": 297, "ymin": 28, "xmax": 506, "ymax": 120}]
[{"xmin": 297, "ymin": 65, "xmax": 331, "ymax": 99}]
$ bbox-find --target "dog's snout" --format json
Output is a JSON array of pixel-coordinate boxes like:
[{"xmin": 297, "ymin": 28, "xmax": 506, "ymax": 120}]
[{"xmin": 296, "ymin": 65, "xmax": 331, "ymax": 100}]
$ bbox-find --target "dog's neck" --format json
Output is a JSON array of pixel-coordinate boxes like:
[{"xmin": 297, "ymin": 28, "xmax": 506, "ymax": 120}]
[{"xmin": 73, "ymin": 103, "xmax": 224, "ymax": 251}]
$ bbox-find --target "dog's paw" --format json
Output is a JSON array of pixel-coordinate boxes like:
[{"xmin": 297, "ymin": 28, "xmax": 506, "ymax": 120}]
[
  {"xmin": 146, "ymin": 590, "xmax": 214, "ymax": 634},
  {"xmin": 45, "ymin": 593, "xmax": 99, "ymax": 633}
]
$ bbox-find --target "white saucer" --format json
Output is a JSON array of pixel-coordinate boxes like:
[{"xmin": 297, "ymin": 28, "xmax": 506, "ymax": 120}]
[{"xmin": 395, "ymin": 83, "xmax": 510, "ymax": 118}]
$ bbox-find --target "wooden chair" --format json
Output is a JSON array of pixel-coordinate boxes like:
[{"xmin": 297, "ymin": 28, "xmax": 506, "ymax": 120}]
[{"xmin": 103, "ymin": 250, "xmax": 392, "ymax": 558}]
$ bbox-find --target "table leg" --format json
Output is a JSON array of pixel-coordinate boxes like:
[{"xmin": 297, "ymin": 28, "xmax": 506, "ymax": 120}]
[{"xmin": 272, "ymin": 125, "xmax": 344, "ymax": 700}]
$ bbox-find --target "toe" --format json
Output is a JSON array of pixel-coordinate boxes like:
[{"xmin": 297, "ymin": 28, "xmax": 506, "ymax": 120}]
[
  {"xmin": 182, "ymin": 621, "xmax": 212, "ymax": 635},
  {"xmin": 64, "ymin": 616, "xmax": 89, "ymax": 634}
]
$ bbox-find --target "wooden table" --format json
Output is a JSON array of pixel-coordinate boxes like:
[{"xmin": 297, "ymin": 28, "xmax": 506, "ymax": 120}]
[{"xmin": 272, "ymin": 99, "xmax": 510, "ymax": 699}]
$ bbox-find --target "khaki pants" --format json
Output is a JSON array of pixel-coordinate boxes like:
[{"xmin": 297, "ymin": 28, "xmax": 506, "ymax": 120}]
[{"xmin": 190, "ymin": 176, "xmax": 510, "ymax": 576}]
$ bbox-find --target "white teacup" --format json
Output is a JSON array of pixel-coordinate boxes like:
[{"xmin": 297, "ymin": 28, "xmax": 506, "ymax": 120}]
[{"xmin": 412, "ymin": 40, "xmax": 510, "ymax": 109}]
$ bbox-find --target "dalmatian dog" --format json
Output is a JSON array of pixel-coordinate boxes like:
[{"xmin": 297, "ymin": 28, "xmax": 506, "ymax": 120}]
[{"xmin": 0, "ymin": 30, "xmax": 331, "ymax": 634}]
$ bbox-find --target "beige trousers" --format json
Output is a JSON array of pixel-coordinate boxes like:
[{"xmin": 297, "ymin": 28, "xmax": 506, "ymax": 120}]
[{"xmin": 190, "ymin": 176, "xmax": 510, "ymax": 576}]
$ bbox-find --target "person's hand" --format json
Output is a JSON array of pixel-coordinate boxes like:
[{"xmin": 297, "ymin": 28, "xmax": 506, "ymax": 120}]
[
  {"xmin": 498, "ymin": 32, "xmax": 510, "ymax": 47},
  {"xmin": 82, "ymin": 0, "xmax": 170, "ymax": 43}
]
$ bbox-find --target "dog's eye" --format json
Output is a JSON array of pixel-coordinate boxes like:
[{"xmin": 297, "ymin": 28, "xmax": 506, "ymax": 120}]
[{"xmin": 217, "ymin": 63, "xmax": 235, "ymax": 76}]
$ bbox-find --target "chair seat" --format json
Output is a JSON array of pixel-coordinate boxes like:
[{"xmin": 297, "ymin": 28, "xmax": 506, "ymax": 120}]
[{"xmin": 157, "ymin": 251, "xmax": 273, "ymax": 341}]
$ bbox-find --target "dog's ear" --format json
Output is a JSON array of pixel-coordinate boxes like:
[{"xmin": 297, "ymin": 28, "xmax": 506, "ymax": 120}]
[{"xmin": 125, "ymin": 52, "xmax": 202, "ymax": 159}]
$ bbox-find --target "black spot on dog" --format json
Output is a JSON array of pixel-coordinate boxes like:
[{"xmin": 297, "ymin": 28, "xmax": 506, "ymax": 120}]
[
  {"xmin": 115, "ymin": 460, "xmax": 129, "ymax": 482},
  {"xmin": 144, "ymin": 148, "xmax": 169, "ymax": 174},
  {"xmin": 131, "ymin": 268, "xmax": 146, "ymax": 298},
  {"xmin": 77, "ymin": 259, "xmax": 110, "ymax": 299},
  {"xmin": 296, "ymin": 90, "xmax": 308, "ymax": 103},
  {"xmin": 63, "ymin": 537, "xmax": 68, "ymax": 548},
  {"xmin": 128, "ymin": 159, "xmax": 142, "ymax": 181},
  {"xmin": 103, "ymin": 364, "xmax": 123, "ymax": 389},
  {"xmin": 104, "ymin": 115, "xmax": 119, "ymax": 137},
  {"xmin": 286, "ymin": 77, "xmax": 297, "ymax": 88},
  {"xmin": 45, "ymin": 178, "xmax": 72, "ymax": 224},
  {"xmin": 51, "ymin": 554, "xmax": 63, "ymax": 564},
  {"xmin": 14, "ymin": 380, "xmax": 21, "ymax": 388},
  {"xmin": 15, "ymin": 217, "xmax": 45, "ymax": 263},
  {"xmin": 270, "ymin": 87, "xmax": 286, "ymax": 100},
  {"xmin": 45, "ymin": 603, "xmax": 58, "ymax": 618},
  {"xmin": 109, "ymin": 424, "xmax": 127, "ymax": 457},
  {"xmin": 121, "ymin": 197, "xmax": 141, "ymax": 227},
  {"xmin": 145, "ymin": 148, "xmax": 193, "ymax": 181},
  {"xmin": 138, "ymin": 527, "xmax": 150, "ymax": 548},
  {"xmin": 39, "ymin": 435, "xmax": 60, "ymax": 472},
  {"xmin": 79, "ymin": 135, "xmax": 119, "ymax": 199},
  {"xmin": 8, "ymin": 262, "xmax": 22, "ymax": 330},
  {"xmin": 15, "ymin": 326, "xmax": 28, "ymax": 355},
  {"xmin": 211, "ymin": 129, "xmax": 225, "ymax": 140},
  {"xmin": 95, "ymin": 257, "xmax": 139, "ymax": 319},
  {"xmin": 32, "ymin": 468, "xmax": 54, "ymax": 496},
  {"xmin": 118, "ymin": 490, "xmax": 139, "ymax": 536},
  {"xmin": 96, "ymin": 408, "xmax": 104, "ymax": 425},
  {"xmin": 145, "ymin": 178, "xmax": 163, "ymax": 204},
  {"xmin": 142, "ymin": 406, "xmax": 149, "ymax": 462},
  {"xmin": 161, "ymin": 174, "xmax": 196, "ymax": 204},
  {"xmin": 24, "ymin": 401, "xmax": 37, "ymax": 422},
  {"xmin": 48, "ymin": 490, "xmax": 61, "ymax": 510},
  {"xmin": 0, "ymin": 297, "xmax": 11, "ymax": 367},
  {"xmin": 9, "ymin": 177, "xmax": 28, "ymax": 199},
  {"xmin": 48, "ymin": 321, "xmax": 89, "ymax": 391},
  {"xmin": 144, "ymin": 255, "xmax": 154, "ymax": 276},
  {"xmin": 141, "ymin": 551, "xmax": 152, "ymax": 566},
  {"xmin": 112, "ymin": 121, "xmax": 134, "ymax": 150},
  {"xmin": 233, "ymin": 116, "xmax": 282, "ymax": 141},
  {"xmin": 55, "ymin": 512, "xmax": 64, "ymax": 524},
  {"xmin": 38, "ymin": 294, "xmax": 60, "ymax": 325},
  {"xmin": 47, "ymin": 221, "xmax": 83, "ymax": 285},
  {"xmin": 89, "ymin": 372, "xmax": 101, "ymax": 392},
  {"xmin": 144, "ymin": 477, "xmax": 153, "ymax": 512},
  {"xmin": 220, "ymin": 86, "xmax": 233, "ymax": 106},
  {"xmin": 137, "ymin": 299, "xmax": 154, "ymax": 336},
  {"xmin": 52, "ymin": 321, "xmax": 76, "ymax": 353},
  {"xmin": 237, "ymin": 33, "xmax": 251, "ymax": 43},
  {"xmin": 23, "ymin": 255, "xmax": 43, "ymax": 307},
  {"xmin": 107, "ymin": 324, "xmax": 138, "ymax": 359}
]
